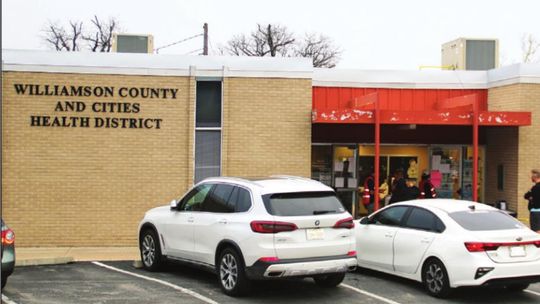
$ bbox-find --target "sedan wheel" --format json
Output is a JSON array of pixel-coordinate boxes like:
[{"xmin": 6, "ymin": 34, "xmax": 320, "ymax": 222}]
[
  {"xmin": 140, "ymin": 229, "xmax": 163, "ymax": 271},
  {"xmin": 422, "ymin": 258, "xmax": 452, "ymax": 298}
]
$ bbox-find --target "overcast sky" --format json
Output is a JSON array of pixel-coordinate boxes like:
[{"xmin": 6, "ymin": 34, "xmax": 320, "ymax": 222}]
[{"xmin": 2, "ymin": 0, "xmax": 539, "ymax": 69}]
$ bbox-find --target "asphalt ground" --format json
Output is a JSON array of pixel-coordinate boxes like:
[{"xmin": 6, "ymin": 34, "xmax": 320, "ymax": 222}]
[{"xmin": 2, "ymin": 261, "xmax": 540, "ymax": 304}]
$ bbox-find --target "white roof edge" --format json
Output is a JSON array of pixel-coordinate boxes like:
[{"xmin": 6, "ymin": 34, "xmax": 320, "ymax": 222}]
[
  {"xmin": 313, "ymin": 64, "xmax": 540, "ymax": 89},
  {"xmin": 1, "ymin": 49, "xmax": 313, "ymax": 79}
]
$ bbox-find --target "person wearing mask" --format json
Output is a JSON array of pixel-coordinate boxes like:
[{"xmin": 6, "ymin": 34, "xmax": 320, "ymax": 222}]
[
  {"xmin": 524, "ymin": 169, "xmax": 540, "ymax": 233},
  {"xmin": 419, "ymin": 172, "xmax": 437, "ymax": 199}
]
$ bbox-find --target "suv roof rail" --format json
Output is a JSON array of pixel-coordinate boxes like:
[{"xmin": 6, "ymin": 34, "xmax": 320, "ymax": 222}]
[{"xmin": 269, "ymin": 175, "xmax": 315, "ymax": 182}]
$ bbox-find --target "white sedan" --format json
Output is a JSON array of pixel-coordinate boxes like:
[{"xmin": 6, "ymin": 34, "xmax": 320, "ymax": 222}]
[{"xmin": 355, "ymin": 199, "xmax": 540, "ymax": 298}]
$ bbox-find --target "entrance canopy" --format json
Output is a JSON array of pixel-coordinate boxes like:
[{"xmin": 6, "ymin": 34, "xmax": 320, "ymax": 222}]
[
  {"xmin": 312, "ymin": 86, "xmax": 531, "ymax": 209},
  {"xmin": 312, "ymin": 87, "xmax": 530, "ymax": 126}
]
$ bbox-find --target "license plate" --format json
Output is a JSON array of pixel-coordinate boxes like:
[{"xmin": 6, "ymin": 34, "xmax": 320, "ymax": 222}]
[
  {"xmin": 509, "ymin": 246, "xmax": 526, "ymax": 257},
  {"xmin": 306, "ymin": 228, "xmax": 325, "ymax": 240}
]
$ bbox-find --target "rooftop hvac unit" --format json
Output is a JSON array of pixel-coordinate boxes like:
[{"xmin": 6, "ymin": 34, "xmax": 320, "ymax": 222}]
[
  {"xmin": 441, "ymin": 38, "xmax": 498, "ymax": 70},
  {"xmin": 112, "ymin": 33, "xmax": 154, "ymax": 54}
]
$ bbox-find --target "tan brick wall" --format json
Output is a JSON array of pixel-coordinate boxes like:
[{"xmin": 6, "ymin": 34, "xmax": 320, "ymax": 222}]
[
  {"xmin": 488, "ymin": 83, "xmax": 540, "ymax": 223},
  {"xmin": 1, "ymin": 71, "xmax": 312, "ymax": 247},
  {"xmin": 484, "ymin": 127, "xmax": 518, "ymax": 210},
  {"xmin": 222, "ymin": 78, "xmax": 312, "ymax": 177}
]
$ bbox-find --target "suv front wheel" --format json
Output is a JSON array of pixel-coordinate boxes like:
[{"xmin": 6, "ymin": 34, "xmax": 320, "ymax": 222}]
[
  {"xmin": 140, "ymin": 229, "xmax": 164, "ymax": 271},
  {"xmin": 217, "ymin": 247, "xmax": 251, "ymax": 296}
]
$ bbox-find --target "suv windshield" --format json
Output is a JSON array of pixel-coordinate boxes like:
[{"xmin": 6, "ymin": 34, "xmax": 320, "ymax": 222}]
[
  {"xmin": 262, "ymin": 191, "xmax": 345, "ymax": 216},
  {"xmin": 449, "ymin": 210, "xmax": 526, "ymax": 231}
]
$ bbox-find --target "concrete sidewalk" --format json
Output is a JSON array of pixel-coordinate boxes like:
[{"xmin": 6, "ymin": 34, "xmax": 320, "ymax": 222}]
[{"xmin": 16, "ymin": 247, "xmax": 139, "ymax": 266}]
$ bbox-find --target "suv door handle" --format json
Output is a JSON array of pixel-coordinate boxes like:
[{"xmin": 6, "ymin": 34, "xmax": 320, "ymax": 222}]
[
  {"xmin": 421, "ymin": 238, "xmax": 431, "ymax": 243},
  {"xmin": 219, "ymin": 219, "xmax": 227, "ymax": 224},
  {"xmin": 187, "ymin": 217, "xmax": 194, "ymax": 223},
  {"xmin": 384, "ymin": 233, "xmax": 394, "ymax": 238}
]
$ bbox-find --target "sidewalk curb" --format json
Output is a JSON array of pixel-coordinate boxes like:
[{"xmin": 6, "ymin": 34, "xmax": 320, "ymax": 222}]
[{"xmin": 16, "ymin": 257, "xmax": 74, "ymax": 267}]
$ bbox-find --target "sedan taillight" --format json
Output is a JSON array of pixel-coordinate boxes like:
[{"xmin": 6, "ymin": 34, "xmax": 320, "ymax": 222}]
[
  {"xmin": 465, "ymin": 240, "xmax": 540, "ymax": 252},
  {"xmin": 250, "ymin": 221, "xmax": 298, "ymax": 233},
  {"xmin": 1, "ymin": 228, "xmax": 15, "ymax": 245},
  {"xmin": 333, "ymin": 217, "xmax": 355, "ymax": 229}
]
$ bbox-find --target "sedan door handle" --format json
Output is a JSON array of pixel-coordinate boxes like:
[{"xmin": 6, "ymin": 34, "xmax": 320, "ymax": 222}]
[
  {"xmin": 187, "ymin": 217, "xmax": 194, "ymax": 223},
  {"xmin": 421, "ymin": 238, "xmax": 431, "ymax": 243},
  {"xmin": 219, "ymin": 219, "xmax": 227, "ymax": 224},
  {"xmin": 384, "ymin": 233, "xmax": 394, "ymax": 238}
]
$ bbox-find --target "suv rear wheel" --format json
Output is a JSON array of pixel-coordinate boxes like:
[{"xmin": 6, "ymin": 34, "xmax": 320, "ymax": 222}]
[
  {"xmin": 217, "ymin": 247, "xmax": 251, "ymax": 296},
  {"xmin": 313, "ymin": 273, "xmax": 345, "ymax": 287},
  {"xmin": 140, "ymin": 229, "xmax": 163, "ymax": 271}
]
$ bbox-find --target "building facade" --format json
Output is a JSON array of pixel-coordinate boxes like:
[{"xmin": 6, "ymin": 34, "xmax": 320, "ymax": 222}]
[{"xmin": 2, "ymin": 50, "xmax": 539, "ymax": 247}]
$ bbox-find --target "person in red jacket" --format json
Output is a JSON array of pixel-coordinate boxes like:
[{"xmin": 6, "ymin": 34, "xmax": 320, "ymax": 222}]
[{"xmin": 419, "ymin": 172, "xmax": 437, "ymax": 199}]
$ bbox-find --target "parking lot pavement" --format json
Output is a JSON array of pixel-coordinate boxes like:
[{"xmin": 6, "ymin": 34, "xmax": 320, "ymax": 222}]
[{"xmin": 1, "ymin": 261, "xmax": 540, "ymax": 304}]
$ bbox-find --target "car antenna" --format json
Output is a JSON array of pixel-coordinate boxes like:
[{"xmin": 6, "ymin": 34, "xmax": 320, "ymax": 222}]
[{"xmin": 468, "ymin": 205, "xmax": 476, "ymax": 211}]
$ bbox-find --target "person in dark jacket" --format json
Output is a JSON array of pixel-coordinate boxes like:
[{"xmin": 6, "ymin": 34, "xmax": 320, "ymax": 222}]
[
  {"xmin": 405, "ymin": 178, "xmax": 420, "ymax": 201},
  {"xmin": 419, "ymin": 172, "xmax": 437, "ymax": 199},
  {"xmin": 524, "ymin": 169, "xmax": 540, "ymax": 232},
  {"xmin": 389, "ymin": 169, "xmax": 407, "ymax": 204}
]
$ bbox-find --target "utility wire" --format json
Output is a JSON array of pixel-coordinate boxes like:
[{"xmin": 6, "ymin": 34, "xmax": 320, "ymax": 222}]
[{"xmin": 155, "ymin": 33, "xmax": 203, "ymax": 53}]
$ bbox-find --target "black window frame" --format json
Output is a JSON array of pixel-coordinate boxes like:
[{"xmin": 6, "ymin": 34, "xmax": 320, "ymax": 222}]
[
  {"xmin": 401, "ymin": 207, "xmax": 446, "ymax": 233},
  {"xmin": 369, "ymin": 205, "xmax": 410, "ymax": 227}
]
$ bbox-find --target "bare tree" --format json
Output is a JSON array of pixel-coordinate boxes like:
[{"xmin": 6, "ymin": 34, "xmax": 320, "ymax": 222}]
[
  {"xmin": 225, "ymin": 24, "xmax": 340, "ymax": 67},
  {"xmin": 82, "ymin": 16, "xmax": 118, "ymax": 52},
  {"xmin": 43, "ymin": 16, "xmax": 120, "ymax": 52},
  {"xmin": 227, "ymin": 24, "xmax": 295, "ymax": 57},
  {"xmin": 522, "ymin": 33, "xmax": 540, "ymax": 63},
  {"xmin": 295, "ymin": 33, "xmax": 341, "ymax": 68},
  {"xmin": 44, "ymin": 20, "xmax": 83, "ymax": 51}
]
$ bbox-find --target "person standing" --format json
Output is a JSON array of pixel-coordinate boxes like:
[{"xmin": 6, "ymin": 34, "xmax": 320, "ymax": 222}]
[
  {"xmin": 361, "ymin": 172, "xmax": 375, "ymax": 214},
  {"xmin": 404, "ymin": 178, "xmax": 420, "ymax": 201},
  {"xmin": 524, "ymin": 169, "xmax": 540, "ymax": 233},
  {"xmin": 389, "ymin": 169, "xmax": 407, "ymax": 204},
  {"xmin": 419, "ymin": 172, "xmax": 437, "ymax": 199}
]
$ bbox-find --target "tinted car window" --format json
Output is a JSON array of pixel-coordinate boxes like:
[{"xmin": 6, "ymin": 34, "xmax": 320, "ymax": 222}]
[
  {"xmin": 203, "ymin": 184, "xmax": 235, "ymax": 213},
  {"xmin": 180, "ymin": 184, "xmax": 213, "ymax": 211},
  {"xmin": 372, "ymin": 206, "xmax": 408, "ymax": 227},
  {"xmin": 263, "ymin": 192, "xmax": 345, "ymax": 216},
  {"xmin": 449, "ymin": 210, "xmax": 526, "ymax": 231},
  {"xmin": 405, "ymin": 208, "xmax": 436, "ymax": 231},
  {"xmin": 229, "ymin": 187, "xmax": 252, "ymax": 212}
]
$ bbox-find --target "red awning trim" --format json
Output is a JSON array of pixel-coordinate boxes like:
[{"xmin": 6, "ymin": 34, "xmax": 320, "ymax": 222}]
[{"xmin": 312, "ymin": 109, "xmax": 531, "ymax": 126}]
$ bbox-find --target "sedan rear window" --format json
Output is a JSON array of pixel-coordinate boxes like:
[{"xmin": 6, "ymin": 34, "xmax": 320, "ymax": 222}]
[
  {"xmin": 262, "ymin": 192, "xmax": 346, "ymax": 216},
  {"xmin": 449, "ymin": 210, "xmax": 526, "ymax": 231}
]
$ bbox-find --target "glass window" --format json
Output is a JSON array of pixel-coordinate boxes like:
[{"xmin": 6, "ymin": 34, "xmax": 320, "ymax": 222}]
[
  {"xmin": 371, "ymin": 206, "xmax": 408, "ymax": 227},
  {"xmin": 203, "ymin": 184, "xmax": 234, "ymax": 213},
  {"xmin": 449, "ymin": 210, "xmax": 526, "ymax": 231},
  {"xmin": 196, "ymin": 81, "xmax": 221, "ymax": 128},
  {"xmin": 262, "ymin": 192, "xmax": 346, "ymax": 216},
  {"xmin": 404, "ymin": 208, "xmax": 436, "ymax": 231},
  {"xmin": 234, "ymin": 187, "xmax": 252, "ymax": 212},
  {"xmin": 194, "ymin": 130, "xmax": 221, "ymax": 183},
  {"xmin": 180, "ymin": 184, "xmax": 213, "ymax": 211}
]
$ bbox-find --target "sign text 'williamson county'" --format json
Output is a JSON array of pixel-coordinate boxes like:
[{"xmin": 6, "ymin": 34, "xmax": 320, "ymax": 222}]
[{"xmin": 14, "ymin": 84, "xmax": 179, "ymax": 129}]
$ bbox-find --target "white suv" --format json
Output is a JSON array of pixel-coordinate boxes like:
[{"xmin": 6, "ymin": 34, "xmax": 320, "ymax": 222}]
[{"xmin": 138, "ymin": 176, "xmax": 357, "ymax": 296}]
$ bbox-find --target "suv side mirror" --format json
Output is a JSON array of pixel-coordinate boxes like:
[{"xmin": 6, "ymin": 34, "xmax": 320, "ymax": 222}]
[
  {"xmin": 170, "ymin": 199, "xmax": 178, "ymax": 210},
  {"xmin": 359, "ymin": 217, "xmax": 370, "ymax": 225}
]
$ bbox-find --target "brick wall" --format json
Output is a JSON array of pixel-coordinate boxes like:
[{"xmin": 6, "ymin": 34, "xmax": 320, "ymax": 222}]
[
  {"xmin": 222, "ymin": 78, "xmax": 312, "ymax": 177},
  {"xmin": 2, "ymin": 72, "xmax": 312, "ymax": 247},
  {"xmin": 487, "ymin": 83, "xmax": 540, "ymax": 223}
]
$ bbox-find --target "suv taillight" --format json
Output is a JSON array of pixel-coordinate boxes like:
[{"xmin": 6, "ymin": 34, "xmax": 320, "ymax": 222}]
[
  {"xmin": 1, "ymin": 228, "xmax": 15, "ymax": 245},
  {"xmin": 250, "ymin": 221, "xmax": 298, "ymax": 233},
  {"xmin": 333, "ymin": 217, "xmax": 355, "ymax": 229}
]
